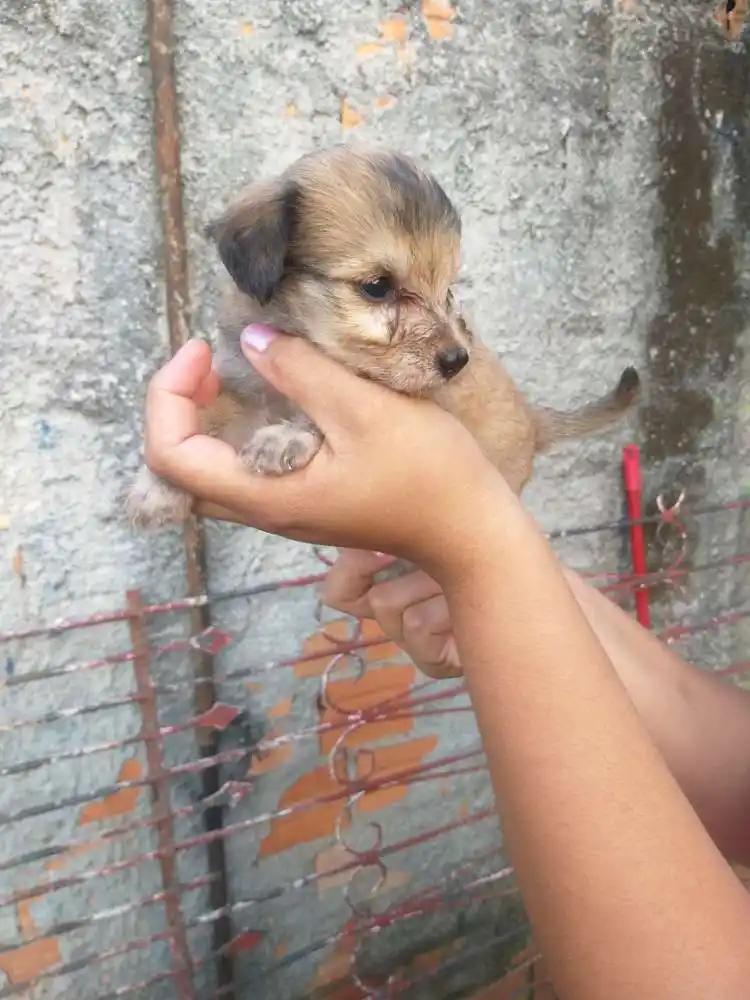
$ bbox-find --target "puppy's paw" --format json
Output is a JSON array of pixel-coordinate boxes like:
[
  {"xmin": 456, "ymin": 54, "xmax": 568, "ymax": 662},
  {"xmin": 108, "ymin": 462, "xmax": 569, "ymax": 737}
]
[
  {"xmin": 125, "ymin": 466, "xmax": 193, "ymax": 529},
  {"xmin": 241, "ymin": 424, "xmax": 322, "ymax": 476}
]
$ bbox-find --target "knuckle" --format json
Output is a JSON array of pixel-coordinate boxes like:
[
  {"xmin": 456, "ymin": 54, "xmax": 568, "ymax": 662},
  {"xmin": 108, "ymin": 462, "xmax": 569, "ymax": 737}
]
[
  {"xmin": 368, "ymin": 585, "xmax": 399, "ymax": 622},
  {"xmin": 402, "ymin": 603, "xmax": 429, "ymax": 636}
]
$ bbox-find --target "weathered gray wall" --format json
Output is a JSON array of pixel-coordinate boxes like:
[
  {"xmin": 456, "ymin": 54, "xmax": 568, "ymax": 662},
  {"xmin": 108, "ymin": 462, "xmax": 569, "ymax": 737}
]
[{"xmin": 1, "ymin": 1, "xmax": 748, "ymax": 997}]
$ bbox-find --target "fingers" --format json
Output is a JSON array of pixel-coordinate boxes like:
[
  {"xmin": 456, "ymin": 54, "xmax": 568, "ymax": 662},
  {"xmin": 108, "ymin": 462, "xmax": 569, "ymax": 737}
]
[
  {"xmin": 401, "ymin": 595, "xmax": 460, "ymax": 677},
  {"xmin": 322, "ymin": 549, "xmax": 397, "ymax": 617},
  {"xmin": 195, "ymin": 500, "xmax": 255, "ymax": 525},
  {"xmin": 240, "ymin": 328, "xmax": 395, "ymax": 435},
  {"xmin": 143, "ymin": 341, "xmax": 291, "ymax": 519},
  {"xmin": 368, "ymin": 570, "xmax": 443, "ymax": 644}
]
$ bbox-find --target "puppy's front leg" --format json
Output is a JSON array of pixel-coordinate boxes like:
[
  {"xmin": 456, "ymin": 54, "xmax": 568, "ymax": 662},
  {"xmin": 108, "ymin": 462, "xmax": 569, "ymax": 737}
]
[{"xmin": 240, "ymin": 417, "xmax": 323, "ymax": 476}]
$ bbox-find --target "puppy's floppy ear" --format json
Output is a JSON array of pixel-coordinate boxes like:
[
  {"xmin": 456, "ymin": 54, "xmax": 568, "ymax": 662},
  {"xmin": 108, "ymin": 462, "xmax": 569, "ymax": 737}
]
[{"xmin": 204, "ymin": 179, "xmax": 299, "ymax": 304}]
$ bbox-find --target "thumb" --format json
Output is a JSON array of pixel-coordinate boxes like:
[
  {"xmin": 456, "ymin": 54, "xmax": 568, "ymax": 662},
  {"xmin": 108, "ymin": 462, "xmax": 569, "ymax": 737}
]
[{"xmin": 240, "ymin": 324, "xmax": 383, "ymax": 431}]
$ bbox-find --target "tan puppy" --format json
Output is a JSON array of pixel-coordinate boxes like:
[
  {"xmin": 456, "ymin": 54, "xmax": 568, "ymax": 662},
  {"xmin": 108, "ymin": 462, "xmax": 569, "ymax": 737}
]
[{"xmin": 127, "ymin": 146, "xmax": 640, "ymax": 626}]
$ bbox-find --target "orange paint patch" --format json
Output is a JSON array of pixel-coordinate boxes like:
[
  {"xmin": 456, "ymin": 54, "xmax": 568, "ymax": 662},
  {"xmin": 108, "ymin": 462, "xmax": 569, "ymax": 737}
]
[
  {"xmin": 294, "ymin": 619, "xmax": 351, "ymax": 678},
  {"xmin": 340, "ymin": 98, "xmax": 363, "ymax": 131},
  {"xmin": 421, "ymin": 0, "xmax": 456, "ymax": 38},
  {"xmin": 315, "ymin": 843, "xmax": 356, "ymax": 894},
  {"xmin": 0, "ymin": 937, "xmax": 61, "ymax": 985},
  {"xmin": 356, "ymin": 42, "xmax": 385, "ymax": 59},
  {"xmin": 45, "ymin": 842, "xmax": 92, "ymax": 872},
  {"xmin": 374, "ymin": 94, "xmax": 397, "ymax": 110},
  {"xmin": 359, "ymin": 618, "xmax": 404, "ymax": 663},
  {"xmin": 240, "ymin": 21, "xmax": 254, "ymax": 35},
  {"xmin": 313, "ymin": 931, "xmax": 363, "ymax": 998},
  {"xmin": 379, "ymin": 17, "xmax": 408, "ymax": 42},
  {"xmin": 249, "ymin": 729, "xmax": 293, "ymax": 776},
  {"xmin": 357, "ymin": 736, "xmax": 438, "ymax": 813},
  {"xmin": 318, "ymin": 662, "xmax": 417, "ymax": 754},
  {"xmin": 17, "ymin": 902, "xmax": 38, "ymax": 939},
  {"xmin": 268, "ymin": 697, "xmax": 293, "ymax": 719},
  {"xmin": 79, "ymin": 758, "xmax": 143, "ymax": 826},
  {"xmin": 258, "ymin": 766, "xmax": 348, "ymax": 857}
]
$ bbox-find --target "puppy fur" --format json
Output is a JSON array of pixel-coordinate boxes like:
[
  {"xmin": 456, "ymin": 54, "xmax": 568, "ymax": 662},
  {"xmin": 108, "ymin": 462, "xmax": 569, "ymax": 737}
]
[{"xmin": 127, "ymin": 145, "xmax": 641, "ymax": 666}]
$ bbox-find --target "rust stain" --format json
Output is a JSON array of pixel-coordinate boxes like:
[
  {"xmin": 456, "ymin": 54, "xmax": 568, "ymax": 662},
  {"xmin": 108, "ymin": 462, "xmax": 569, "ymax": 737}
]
[
  {"xmin": 294, "ymin": 619, "xmax": 351, "ymax": 678},
  {"xmin": 421, "ymin": 0, "xmax": 456, "ymax": 38},
  {"xmin": 258, "ymin": 766, "xmax": 349, "ymax": 857},
  {"xmin": 379, "ymin": 16, "xmax": 408, "ymax": 42},
  {"xmin": 318, "ymin": 662, "xmax": 417, "ymax": 753},
  {"xmin": 340, "ymin": 97, "xmax": 363, "ymax": 131},
  {"xmin": 79, "ymin": 758, "xmax": 143, "ymax": 826},
  {"xmin": 374, "ymin": 94, "xmax": 397, "ymax": 110},
  {"xmin": 357, "ymin": 735, "xmax": 438, "ymax": 813},
  {"xmin": 0, "ymin": 937, "xmax": 62, "ymax": 985},
  {"xmin": 273, "ymin": 943, "xmax": 287, "ymax": 959},
  {"xmin": 248, "ymin": 727, "xmax": 293, "ymax": 776},
  {"xmin": 268, "ymin": 696, "xmax": 293, "ymax": 719},
  {"xmin": 356, "ymin": 41, "xmax": 385, "ymax": 59}
]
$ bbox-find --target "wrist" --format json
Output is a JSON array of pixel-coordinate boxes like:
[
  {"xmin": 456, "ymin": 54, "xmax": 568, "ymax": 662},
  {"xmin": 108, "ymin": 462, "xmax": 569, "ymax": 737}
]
[{"xmin": 414, "ymin": 470, "xmax": 527, "ymax": 591}]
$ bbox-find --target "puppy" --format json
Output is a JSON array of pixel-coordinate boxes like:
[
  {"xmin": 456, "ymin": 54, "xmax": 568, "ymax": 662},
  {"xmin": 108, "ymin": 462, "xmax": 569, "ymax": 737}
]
[{"xmin": 126, "ymin": 146, "xmax": 640, "ymax": 672}]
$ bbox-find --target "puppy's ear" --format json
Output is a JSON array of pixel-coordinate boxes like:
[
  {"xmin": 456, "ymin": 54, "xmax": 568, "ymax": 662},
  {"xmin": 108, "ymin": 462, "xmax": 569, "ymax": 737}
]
[{"xmin": 205, "ymin": 180, "xmax": 299, "ymax": 304}]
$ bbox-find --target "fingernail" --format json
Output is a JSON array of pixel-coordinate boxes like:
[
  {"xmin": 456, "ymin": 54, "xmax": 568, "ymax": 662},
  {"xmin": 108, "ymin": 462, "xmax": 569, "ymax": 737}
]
[
  {"xmin": 241, "ymin": 324, "xmax": 279, "ymax": 353},
  {"xmin": 373, "ymin": 551, "xmax": 388, "ymax": 558}
]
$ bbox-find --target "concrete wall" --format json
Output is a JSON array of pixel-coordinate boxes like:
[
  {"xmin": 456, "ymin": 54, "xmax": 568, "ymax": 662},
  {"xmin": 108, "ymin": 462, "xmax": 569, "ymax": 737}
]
[{"xmin": 0, "ymin": 1, "xmax": 748, "ymax": 997}]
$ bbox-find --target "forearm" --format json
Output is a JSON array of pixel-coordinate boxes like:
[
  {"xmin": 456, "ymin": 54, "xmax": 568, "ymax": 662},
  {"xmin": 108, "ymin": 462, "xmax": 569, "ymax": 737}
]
[
  {"xmin": 437, "ymin": 491, "xmax": 750, "ymax": 1000},
  {"xmin": 564, "ymin": 568, "xmax": 750, "ymax": 865}
]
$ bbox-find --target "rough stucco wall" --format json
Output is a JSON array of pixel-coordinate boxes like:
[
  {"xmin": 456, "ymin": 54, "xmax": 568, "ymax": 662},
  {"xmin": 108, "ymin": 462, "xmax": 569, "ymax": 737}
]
[{"xmin": 0, "ymin": 0, "xmax": 748, "ymax": 997}]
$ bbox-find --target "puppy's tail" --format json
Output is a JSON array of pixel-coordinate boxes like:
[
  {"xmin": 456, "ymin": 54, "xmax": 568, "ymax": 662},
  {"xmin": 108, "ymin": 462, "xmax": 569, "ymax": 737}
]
[{"xmin": 532, "ymin": 366, "xmax": 640, "ymax": 453}]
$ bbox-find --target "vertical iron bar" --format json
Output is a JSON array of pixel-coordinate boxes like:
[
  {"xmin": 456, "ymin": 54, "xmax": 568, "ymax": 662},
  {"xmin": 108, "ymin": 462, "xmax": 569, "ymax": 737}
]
[
  {"xmin": 127, "ymin": 590, "xmax": 196, "ymax": 1000},
  {"xmin": 146, "ymin": 0, "xmax": 235, "ymax": 993}
]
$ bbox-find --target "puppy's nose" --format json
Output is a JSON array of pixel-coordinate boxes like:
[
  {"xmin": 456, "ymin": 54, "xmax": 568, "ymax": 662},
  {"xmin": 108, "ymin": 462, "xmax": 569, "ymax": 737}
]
[{"xmin": 437, "ymin": 346, "xmax": 469, "ymax": 379}]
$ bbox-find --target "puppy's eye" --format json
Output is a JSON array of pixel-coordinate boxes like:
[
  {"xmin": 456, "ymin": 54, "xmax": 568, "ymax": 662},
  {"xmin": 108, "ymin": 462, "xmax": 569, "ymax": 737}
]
[{"xmin": 360, "ymin": 277, "xmax": 394, "ymax": 301}]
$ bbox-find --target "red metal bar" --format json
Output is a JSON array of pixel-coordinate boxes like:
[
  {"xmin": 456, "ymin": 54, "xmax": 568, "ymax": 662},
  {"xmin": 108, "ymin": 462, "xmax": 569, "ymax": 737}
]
[
  {"xmin": 622, "ymin": 444, "xmax": 651, "ymax": 629},
  {"xmin": 127, "ymin": 590, "xmax": 196, "ymax": 1000}
]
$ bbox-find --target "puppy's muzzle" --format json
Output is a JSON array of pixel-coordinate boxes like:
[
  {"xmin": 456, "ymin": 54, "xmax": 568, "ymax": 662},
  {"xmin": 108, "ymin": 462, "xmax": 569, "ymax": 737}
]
[{"xmin": 437, "ymin": 346, "xmax": 469, "ymax": 379}]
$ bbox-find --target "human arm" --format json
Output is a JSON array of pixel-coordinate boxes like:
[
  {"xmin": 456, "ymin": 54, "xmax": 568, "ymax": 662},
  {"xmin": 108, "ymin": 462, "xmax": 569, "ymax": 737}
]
[
  {"xmin": 324, "ymin": 551, "xmax": 750, "ymax": 867},
  {"xmin": 143, "ymin": 332, "xmax": 750, "ymax": 1000}
]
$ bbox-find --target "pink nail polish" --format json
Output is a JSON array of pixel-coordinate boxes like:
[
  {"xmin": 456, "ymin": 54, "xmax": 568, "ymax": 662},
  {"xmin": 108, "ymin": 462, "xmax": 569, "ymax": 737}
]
[{"xmin": 241, "ymin": 324, "xmax": 279, "ymax": 353}]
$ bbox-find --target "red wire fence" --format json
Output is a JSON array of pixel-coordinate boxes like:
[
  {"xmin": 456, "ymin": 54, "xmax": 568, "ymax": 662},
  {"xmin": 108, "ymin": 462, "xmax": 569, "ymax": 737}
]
[{"xmin": 1, "ymin": 475, "xmax": 748, "ymax": 1000}]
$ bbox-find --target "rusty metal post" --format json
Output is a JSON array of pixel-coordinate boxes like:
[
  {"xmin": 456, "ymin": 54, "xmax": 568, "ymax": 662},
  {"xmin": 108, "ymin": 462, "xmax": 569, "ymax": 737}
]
[
  {"xmin": 127, "ymin": 590, "xmax": 196, "ymax": 999},
  {"xmin": 146, "ymin": 0, "xmax": 235, "ymax": 993}
]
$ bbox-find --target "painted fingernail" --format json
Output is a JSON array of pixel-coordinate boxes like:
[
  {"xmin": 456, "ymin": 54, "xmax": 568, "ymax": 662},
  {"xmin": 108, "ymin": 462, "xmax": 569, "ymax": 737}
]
[{"xmin": 241, "ymin": 324, "xmax": 279, "ymax": 353}]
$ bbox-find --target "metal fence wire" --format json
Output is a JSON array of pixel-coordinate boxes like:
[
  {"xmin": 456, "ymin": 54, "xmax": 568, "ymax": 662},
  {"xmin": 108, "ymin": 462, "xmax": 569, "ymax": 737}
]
[{"xmin": 1, "ymin": 493, "xmax": 749, "ymax": 1000}]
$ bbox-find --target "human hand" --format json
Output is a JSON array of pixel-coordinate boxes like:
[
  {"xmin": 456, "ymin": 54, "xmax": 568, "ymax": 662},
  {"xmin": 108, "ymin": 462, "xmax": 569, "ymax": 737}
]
[
  {"xmin": 323, "ymin": 549, "xmax": 461, "ymax": 679},
  {"xmin": 143, "ymin": 330, "xmax": 509, "ymax": 580}
]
